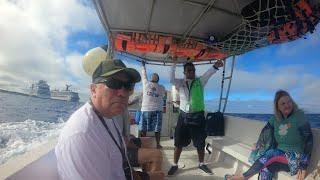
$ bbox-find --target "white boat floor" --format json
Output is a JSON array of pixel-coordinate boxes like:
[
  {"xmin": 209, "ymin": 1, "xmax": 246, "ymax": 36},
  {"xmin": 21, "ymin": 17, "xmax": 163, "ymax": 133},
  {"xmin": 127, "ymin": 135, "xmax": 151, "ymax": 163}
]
[{"xmin": 160, "ymin": 138, "xmax": 234, "ymax": 180}]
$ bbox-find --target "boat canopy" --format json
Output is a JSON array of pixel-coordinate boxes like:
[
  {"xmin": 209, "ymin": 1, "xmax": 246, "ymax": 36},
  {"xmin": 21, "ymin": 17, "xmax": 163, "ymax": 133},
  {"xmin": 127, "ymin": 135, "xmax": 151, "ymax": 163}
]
[{"xmin": 92, "ymin": 0, "xmax": 320, "ymax": 63}]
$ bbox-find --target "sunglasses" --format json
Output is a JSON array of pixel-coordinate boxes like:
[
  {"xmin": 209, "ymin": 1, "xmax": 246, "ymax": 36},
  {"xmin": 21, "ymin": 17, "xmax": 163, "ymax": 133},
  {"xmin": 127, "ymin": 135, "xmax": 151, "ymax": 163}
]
[{"xmin": 99, "ymin": 77, "xmax": 135, "ymax": 91}]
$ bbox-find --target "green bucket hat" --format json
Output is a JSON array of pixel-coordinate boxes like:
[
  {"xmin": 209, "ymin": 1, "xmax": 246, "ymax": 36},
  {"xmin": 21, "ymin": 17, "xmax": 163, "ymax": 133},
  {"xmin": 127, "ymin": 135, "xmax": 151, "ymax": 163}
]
[{"xmin": 92, "ymin": 59, "xmax": 141, "ymax": 83}]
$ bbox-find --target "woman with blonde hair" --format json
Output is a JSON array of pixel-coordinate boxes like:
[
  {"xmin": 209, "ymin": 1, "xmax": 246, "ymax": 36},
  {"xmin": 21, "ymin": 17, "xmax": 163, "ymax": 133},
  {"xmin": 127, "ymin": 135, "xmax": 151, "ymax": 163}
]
[{"xmin": 226, "ymin": 90, "xmax": 313, "ymax": 180}]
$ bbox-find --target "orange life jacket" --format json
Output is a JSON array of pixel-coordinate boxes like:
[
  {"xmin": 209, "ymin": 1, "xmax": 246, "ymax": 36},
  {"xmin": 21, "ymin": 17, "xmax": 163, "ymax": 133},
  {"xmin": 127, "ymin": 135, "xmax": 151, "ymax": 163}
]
[
  {"xmin": 114, "ymin": 32, "xmax": 227, "ymax": 61},
  {"xmin": 268, "ymin": 0, "xmax": 319, "ymax": 44}
]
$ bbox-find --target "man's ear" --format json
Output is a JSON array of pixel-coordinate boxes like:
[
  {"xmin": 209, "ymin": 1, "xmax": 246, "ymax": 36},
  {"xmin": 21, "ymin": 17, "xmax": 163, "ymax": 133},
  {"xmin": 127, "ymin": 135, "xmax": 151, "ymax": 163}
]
[{"xmin": 90, "ymin": 84, "xmax": 97, "ymax": 95}]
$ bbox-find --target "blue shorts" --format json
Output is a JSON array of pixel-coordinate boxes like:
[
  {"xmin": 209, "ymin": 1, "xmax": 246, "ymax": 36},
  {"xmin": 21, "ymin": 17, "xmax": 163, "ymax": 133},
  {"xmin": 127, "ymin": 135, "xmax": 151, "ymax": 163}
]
[{"xmin": 139, "ymin": 111, "xmax": 162, "ymax": 132}]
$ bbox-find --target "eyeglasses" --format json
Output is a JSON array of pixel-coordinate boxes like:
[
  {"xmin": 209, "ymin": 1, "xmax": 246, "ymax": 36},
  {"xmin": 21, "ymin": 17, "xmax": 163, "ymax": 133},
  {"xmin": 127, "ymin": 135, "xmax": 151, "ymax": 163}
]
[{"xmin": 99, "ymin": 77, "xmax": 135, "ymax": 91}]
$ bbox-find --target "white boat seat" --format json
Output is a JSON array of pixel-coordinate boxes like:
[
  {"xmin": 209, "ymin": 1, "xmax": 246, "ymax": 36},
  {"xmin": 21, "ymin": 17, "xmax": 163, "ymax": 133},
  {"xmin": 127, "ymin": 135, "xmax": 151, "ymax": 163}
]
[
  {"xmin": 206, "ymin": 116, "xmax": 320, "ymax": 179},
  {"xmin": 6, "ymin": 150, "xmax": 59, "ymax": 180},
  {"xmin": 208, "ymin": 136, "xmax": 297, "ymax": 179},
  {"xmin": 209, "ymin": 136, "xmax": 252, "ymax": 166}
]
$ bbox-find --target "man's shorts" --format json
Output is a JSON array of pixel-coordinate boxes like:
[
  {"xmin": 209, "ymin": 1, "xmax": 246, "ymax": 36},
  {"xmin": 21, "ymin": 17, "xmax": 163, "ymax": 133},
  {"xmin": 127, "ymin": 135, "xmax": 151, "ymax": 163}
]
[
  {"xmin": 139, "ymin": 111, "xmax": 162, "ymax": 132},
  {"xmin": 174, "ymin": 111, "xmax": 207, "ymax": 148},
  {"xmin": 127, "ymin": 147, "xmax": 139, "ymax": 167},
  {"xmin": 130, "ymin": 137, "xmax": 142, "ymax": 148}
]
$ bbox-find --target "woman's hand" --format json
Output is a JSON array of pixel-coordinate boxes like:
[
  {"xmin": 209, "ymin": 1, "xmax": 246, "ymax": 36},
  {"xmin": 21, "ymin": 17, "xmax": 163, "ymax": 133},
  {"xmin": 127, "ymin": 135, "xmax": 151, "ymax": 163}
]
[
  {"xmin": 213, "ymin": 60, "xmax": 223, "ymax": 69},
  {"xmin": 251, "ymin": 143, "xmax": 257, "ymax": 150},
  {"xmin": 297, "ymin": 169, "xmax": 306, "ymax": 180}
]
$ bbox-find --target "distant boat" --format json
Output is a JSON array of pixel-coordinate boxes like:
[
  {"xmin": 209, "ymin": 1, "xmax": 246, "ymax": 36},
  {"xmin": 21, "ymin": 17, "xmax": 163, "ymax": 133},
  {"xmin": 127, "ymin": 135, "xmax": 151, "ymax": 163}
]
[
  {"xmin": 29, "ymin": 81, "xmax": 79, "ymax": 102},
  {"xmin": 50, "ymin": 84, "xmax": 80, "ymax": 102},
  {"xmin": 29, "ymin": 80, "xmax": 51, "ymax": 99}
]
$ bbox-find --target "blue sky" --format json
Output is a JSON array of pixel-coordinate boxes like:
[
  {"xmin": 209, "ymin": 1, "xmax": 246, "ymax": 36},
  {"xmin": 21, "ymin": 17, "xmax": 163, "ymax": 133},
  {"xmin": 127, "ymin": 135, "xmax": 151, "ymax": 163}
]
[{"xmin": 1, "ymin": 0, "xmax": 320, "ymax": 113}]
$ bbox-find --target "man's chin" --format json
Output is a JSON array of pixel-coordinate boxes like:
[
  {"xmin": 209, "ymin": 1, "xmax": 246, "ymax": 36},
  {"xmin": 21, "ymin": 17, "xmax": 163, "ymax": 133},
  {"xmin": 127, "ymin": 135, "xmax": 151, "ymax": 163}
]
[{"xmin": 112, "ymin": 106, "xmax": 127, "ymax": 114}]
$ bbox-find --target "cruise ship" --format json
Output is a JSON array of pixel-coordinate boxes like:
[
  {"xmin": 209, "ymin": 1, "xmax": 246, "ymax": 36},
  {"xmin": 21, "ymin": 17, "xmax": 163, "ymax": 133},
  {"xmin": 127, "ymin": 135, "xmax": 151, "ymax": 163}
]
[
  {"xmin": 50, "ymin": 85, "xmax": 80, "ymax": 102},
  {"xmin": 30, "ymin": 81, "xmax": 79, "ymax": 102},
  {"xmin": 29, "ymin": 80, "xmax": 51, "ymax": 99}
]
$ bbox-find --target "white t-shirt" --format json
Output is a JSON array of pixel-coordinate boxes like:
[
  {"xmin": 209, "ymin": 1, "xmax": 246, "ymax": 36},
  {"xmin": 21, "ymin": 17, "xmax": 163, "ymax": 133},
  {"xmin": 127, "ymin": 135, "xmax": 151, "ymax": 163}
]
[
  {"xmin": 55, "ymin": 102, "xmax": 128, "ymax": 180},
  {"xmin": 141, "ymin": 66, "xmax": 166, "ymax": 111},
  {"xmin": 170, "ymin": 64, "xmax": 217, "ymax": 113}
]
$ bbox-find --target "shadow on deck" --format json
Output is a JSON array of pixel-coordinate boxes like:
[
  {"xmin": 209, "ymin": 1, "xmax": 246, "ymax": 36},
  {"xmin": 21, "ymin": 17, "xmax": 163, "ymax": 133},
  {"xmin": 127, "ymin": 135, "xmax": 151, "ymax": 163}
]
[{"xmin": 160, "ymin": 138, "xmax": 234, "ymax": 180}]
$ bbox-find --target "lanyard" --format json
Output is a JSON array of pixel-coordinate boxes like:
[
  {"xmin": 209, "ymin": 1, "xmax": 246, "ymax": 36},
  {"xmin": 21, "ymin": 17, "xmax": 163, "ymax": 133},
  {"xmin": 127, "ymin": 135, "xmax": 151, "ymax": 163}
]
[
  {"xmin": 186, "ymin": 80, "xmax": 194, "ymax": 101},
  {"xmin": 96, "ymin": 111, "xmax": 124, "ymax": 155},
  {"xmin": 90, "ymin": 103, "xmax": 132, "ymax": 180}
]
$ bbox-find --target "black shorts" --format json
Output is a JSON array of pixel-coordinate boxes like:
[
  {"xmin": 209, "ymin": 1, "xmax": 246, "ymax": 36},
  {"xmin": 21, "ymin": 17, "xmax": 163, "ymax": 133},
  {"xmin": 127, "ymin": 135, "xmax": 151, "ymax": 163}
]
[
  {"xmin": 127, "ymin": 147, "xmax": 139, "ymax": 167},
  {"xmin": 174, "ymin": 111, "xmax": 207, "ymax": 148},
  {"xmin": 130, "ymin": 137, "xmax": 142, "ymax": 148}
]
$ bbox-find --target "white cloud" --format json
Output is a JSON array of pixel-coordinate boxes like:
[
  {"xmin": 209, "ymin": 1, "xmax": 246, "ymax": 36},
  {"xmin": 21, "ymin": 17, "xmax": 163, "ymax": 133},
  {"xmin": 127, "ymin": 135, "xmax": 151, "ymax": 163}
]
[
  {"xmin": 76, "ymin": 40, "xmax": 91, "ymax": 48},
  {"xmin": 0, "ymin": 0, "xmax": 102, "ymax": 100}
]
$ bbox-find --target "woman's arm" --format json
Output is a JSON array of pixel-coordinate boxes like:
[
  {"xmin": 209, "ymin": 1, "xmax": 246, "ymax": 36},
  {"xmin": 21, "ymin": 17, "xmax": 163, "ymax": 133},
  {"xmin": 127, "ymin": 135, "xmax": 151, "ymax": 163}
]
[{"xmin": 298, "ymin": 121, "xmax": 313, "ymax": 170}]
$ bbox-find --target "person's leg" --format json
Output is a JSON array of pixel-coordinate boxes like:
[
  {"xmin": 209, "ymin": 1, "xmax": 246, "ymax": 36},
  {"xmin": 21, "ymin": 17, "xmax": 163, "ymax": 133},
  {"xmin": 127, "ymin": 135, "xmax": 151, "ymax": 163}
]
[
  {"xmin": 195, "ymin": 142, "xmax": 212, "ymax": 174},
  {"xmin": 138, "ymin": 148, "xmax": 162, "ymax": 172},
  {"xmin": 140, "ymin": 131, "xmax": 147, "ymax": 137},
  {"xmin": 154, "ymin": 111, "xmax": 163, "ymax": 148},
  {"xmin": 174, "ymin": 147, "xmax": 183, "ymax": 164},
  {"xmin": 168, "ymin": 112, "xmax": 190, "ymax": 175},
  {"xmin": 197, "ymin": 146, "xmax": 205, "ymax": 163},
  {"xmin": 258, "ymin": 162, "xmax": 290, "ymax": 180},
  {"xmin": 133, "ymin": 171, "xmax": 165, "ymax": 180},
  {"xmin": 228, "ymin": 149, "xmax": 287, "ymax": 180},
  {"xmin": 190, "ymin": 114, "xmax": 212, "ymax": 174},
  {"xmin": 127, "ymin": 147, "xmax": 140, "ymax": 167},
  {"xmin": 167, "ymin": 147, "xmax": 182, "ymax": 176},
  {"xmin": 147, "ymin": 171, "xmax": 165, "ymax": 180},
  {"xmin": 227, "ymin": 161, "xmax": 290, "ymax": 180},
  {"xmin": 267, "ymin": 162, "xmax": 290, "ymax": 174},
  {"xmin": 140, "ymin": 137, "xmax": 156, "ymax": 148},
  {"xmin": 155, "ymin": 132, "xmax": 161, "ymax": 149},
  {"xmin": 173, "ymin": 112, "xmax": 190, "ymax": 165},
  {"xmin": 139, "ymin": 111, "xmax": 148, "ymax": 137},
  {"xmin": 259, "ymin": 164, "xmax": 288, "ymax": 180}
]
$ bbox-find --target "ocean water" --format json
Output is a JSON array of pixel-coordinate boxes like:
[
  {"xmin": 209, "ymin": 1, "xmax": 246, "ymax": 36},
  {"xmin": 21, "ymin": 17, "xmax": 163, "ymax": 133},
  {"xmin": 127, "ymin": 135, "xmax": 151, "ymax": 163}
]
[
  {"xmin": 0, "ymin": 91, "xmax": 319, "ymax": 165},
  {"xmin": 226, "ymin": 113, "xmax": 320, "ymax": 128},
  {"xmin": 0, "ymin": 91, "xmax": 82, "ymax": 165}
]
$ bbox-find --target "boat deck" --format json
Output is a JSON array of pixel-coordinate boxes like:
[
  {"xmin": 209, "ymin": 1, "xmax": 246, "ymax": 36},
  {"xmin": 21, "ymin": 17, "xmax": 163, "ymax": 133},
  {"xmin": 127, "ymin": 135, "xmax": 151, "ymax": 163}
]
[
  {"xmin": 3, "ymin": 116, "xmax": 319, "ymax": 180},
  {"xmin": 161, "ymin": 138, "xmax": 233, "ymax": 180},
  {"xmin": 2, "ymin": 137, "xmax": 234, "ymax": 180}
]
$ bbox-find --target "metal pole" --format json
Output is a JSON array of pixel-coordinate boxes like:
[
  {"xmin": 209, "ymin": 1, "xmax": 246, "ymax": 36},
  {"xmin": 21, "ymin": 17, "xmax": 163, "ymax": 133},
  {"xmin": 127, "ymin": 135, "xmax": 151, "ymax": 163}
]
[
  {"xmin": 218, "ymin": 59, "xmax": 226, "ymax": 112},
  {"xmin": 223, "ymin": 55, "xmax": 236, "ymax": 113}
]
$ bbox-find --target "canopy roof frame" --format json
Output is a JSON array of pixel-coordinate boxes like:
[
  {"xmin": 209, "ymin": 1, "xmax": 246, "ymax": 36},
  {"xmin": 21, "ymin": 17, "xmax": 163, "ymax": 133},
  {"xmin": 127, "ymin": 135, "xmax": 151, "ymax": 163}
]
[{"xmin": 92, "ymin": 0, "xmax": 320, "ymax": 63}]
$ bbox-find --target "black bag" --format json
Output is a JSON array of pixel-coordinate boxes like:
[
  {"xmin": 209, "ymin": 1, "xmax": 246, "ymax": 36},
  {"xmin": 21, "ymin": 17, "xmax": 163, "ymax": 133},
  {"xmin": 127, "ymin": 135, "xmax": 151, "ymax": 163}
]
[
  {"xmin": 183, "ymin": 111, "xmax": 205, "ymax": 126},
  {"xmin": 205, "ymin": 111, "xmax": 225, "ymax": 136}
]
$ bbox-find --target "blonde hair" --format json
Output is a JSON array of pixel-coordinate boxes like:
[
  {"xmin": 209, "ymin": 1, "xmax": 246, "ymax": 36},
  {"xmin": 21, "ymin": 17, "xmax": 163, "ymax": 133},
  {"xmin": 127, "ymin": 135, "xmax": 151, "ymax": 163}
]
[{"xmin": 273, "ymin": 90, "xmax": 299, "ymax": 121}]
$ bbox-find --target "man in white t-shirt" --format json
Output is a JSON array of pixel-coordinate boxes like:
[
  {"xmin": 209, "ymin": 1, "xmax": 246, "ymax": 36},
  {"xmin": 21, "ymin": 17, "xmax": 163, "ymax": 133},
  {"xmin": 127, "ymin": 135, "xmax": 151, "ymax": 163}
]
[
  {"xmin": 55, "ymin": 48, "xmax": 141, "ymax": 180},
  {"xmin": 139, "ymin": 61, "xmax": 166, "ymax": 149}
]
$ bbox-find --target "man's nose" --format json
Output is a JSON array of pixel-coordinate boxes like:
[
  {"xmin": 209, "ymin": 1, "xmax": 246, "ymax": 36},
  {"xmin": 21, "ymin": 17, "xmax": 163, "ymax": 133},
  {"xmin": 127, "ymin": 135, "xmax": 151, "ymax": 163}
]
[{"xmin": 116, "ymin": 87, "xmax": 130, "ymax": 97}]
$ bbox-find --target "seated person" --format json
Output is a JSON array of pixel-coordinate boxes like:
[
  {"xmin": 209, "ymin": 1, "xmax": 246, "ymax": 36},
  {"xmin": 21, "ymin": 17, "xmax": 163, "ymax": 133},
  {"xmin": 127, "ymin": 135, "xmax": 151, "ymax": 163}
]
[
  {"xmin": 115, "ymin": 110, "xmax": 164, "ymax": 179},
  {"xmin": 226, "ymin": 90, "xmax": 313, "ymax": 180}
]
